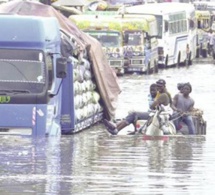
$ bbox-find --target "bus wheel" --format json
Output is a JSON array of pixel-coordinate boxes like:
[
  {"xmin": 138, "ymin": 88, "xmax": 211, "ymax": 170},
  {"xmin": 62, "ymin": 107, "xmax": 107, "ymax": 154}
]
[
  {"xmin": 202, "ymin": 49, "xmax": 207, "ymax": 58},
  {"xmin": 196, "ymin": 48, "xmax": 200, "ymax": 58},
  {"xmin": 213, "ymin": 51, "xmax": 215, "ymax": 59},
  {"xmin": 177, "ymin": 53, "xmax": 181, "ymax": 67},
  {"xmin": 164, "ymin": 55, "xmax": 168, "ymax": 68},
  {"xmin": 147, "ymin": 63, "xmax": 150, "ymax": 75},
  {"xmin": 184, "ymin": 58, "xmax": 189, "ymax": 66},
  {"xmin": 153, "ymin": 60, "xmax": 158, "ymax": 73},
  {"xmin": 188, "ymin": 52, "xmax": 192, "ymax": 65}
]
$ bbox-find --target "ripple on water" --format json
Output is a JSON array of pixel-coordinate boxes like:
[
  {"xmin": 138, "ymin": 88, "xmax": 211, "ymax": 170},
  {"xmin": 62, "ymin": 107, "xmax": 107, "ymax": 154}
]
[{"xmin": 0, "ymin": 63, "xmax": 215, "ymax": 194}]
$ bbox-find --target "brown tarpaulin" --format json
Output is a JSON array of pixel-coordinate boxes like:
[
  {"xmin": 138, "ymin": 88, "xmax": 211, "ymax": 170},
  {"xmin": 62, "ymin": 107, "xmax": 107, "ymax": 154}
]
[{"xmin": 0, "ymin": 0, "xmax": 121, "ymax": 120}]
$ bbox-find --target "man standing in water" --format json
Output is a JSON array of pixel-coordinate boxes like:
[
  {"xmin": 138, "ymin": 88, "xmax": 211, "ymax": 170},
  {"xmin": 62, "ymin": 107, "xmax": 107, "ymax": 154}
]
[
  {"xmin": 208, "ymin": 30, "xmax": 215, "ymax": 56},
  {"xmin": 103, "ymin": 79, "xmax": 172, "ymax": 135},
  {"xmin": 172, "ymin": 82, "xmax": 196, "ymax": 135}
]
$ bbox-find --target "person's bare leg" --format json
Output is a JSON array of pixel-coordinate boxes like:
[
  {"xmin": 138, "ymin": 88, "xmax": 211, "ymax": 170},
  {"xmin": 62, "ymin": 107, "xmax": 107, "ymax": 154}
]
[
  {"xmin": 116, "ymin": 120, "xmax": 129, "ymax": 132},
  {"xmin": 103, "ymin": 119, "xmax": 129, "ymax": 135}
]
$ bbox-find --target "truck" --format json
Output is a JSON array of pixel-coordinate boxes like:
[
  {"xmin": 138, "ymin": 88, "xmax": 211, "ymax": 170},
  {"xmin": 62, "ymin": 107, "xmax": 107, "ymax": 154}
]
[
  {"xmin": 115, "ymin": 14, "xmax": 159, "ymax": 74},
  {"xmin": 195, "ymin": 10, "xmax": 211, "ymax": 58},
  {"xmin": 69, "ymin": 14, "xmax": 125, "ymax": 76},
  {"xmin": 70, "ymin": 13, "xmax": 159, "ymax": 74},
  {"xmin": 0, "ymin": 15, "xmax": 105, "ymax": 136}
]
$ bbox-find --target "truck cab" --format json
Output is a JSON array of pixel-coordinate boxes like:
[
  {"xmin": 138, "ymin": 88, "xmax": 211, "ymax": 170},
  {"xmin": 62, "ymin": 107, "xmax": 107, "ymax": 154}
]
[
  {"xmin": 69, "ymin": 14, "xmax": 125, "ymax": 76},
  {"xmin": 0, "ymin": 15, "xmax": 65, "ymax": 136}
]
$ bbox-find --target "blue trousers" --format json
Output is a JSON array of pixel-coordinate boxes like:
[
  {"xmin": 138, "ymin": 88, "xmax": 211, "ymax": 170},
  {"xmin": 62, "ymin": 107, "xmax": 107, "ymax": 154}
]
[{"xmin": 174, "ymin": 115, "xmax": 196, "ymax": 135}]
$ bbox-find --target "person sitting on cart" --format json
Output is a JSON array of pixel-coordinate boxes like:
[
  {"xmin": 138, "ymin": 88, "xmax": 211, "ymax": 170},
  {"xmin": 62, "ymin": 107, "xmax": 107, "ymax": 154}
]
[
  {"xmin": 172, "ymin": 82, "xmax": 196, "ymax": 135},
  {"xmin": 103, "ymin": 79, "xmax": 172, "ymax": 135}
]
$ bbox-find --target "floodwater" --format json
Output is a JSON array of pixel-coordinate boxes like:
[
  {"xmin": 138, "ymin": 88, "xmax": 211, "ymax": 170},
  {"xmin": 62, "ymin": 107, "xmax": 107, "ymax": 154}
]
[{"xmin": 1, "ymin": 60, "xmax": 215, "ymax": 195}]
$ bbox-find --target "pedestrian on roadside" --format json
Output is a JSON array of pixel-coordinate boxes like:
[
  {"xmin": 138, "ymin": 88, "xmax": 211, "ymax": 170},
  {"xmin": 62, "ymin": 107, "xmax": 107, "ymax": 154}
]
[{"xmin": 208, "ymin": 30, "xmax": 215, "ymax": 55}]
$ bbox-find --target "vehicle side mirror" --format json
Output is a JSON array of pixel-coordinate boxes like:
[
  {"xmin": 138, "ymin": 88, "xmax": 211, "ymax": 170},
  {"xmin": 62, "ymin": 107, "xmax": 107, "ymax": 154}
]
[{"xmin": 56, "ymin": 57, "xmax": 67, "ymax": 78}]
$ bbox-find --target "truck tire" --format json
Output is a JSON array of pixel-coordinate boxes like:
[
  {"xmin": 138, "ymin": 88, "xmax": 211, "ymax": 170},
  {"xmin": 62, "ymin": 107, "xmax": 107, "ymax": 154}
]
[
  {"xmin": 164, "ymin": 55, "xmax": 168, "ymax": 68},
  {"xmin": 177, "ymin": 52, "xmax": 181, "ymax": 67},
  {"xmin": 146, "ymin": 63, "xmax": 150, "ymax": 75},
  {"xmin": 196, "ymin": 48, "xmax": 199, "ymax": 58},
  {"xmin": 153, "ymin": 60, "xmax": 158, "ymax": 73},
  {"xmin": 188, "ymin": 52, "xmax": 192, "ymax": 65},
  {"xmin": 202, "ymin": 49, "xmax": 207, "ymax": 58}
]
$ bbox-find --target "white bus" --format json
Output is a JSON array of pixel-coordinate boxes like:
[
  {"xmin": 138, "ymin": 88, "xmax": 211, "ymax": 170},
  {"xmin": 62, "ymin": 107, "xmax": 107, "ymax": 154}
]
[{"xmin": 120, "ymin": 2, "xmax": 197, "ymax": 67}]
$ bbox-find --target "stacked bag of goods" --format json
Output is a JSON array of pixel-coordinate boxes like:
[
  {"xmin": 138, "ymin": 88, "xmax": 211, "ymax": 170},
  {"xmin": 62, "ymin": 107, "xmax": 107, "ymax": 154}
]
[
  {"xmin": 71, "ymin": 53, "xmax": 103, "ymax": 122},
  {"xmin": 60, "ymin": 28, "xmax": 104, "ymax": 130},
  {"xmin": 61, "ymin": 30, "xmax": 103, "ymax": 124}
]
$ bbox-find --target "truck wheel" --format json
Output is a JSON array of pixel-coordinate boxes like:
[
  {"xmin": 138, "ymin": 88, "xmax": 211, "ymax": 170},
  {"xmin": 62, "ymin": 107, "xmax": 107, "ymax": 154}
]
[
  {"xmin": 188, "ymin": 52, "xmax": 192, "ymax": 65},
  {"xmin": 164, "ymin": 55, "xmax": 168, "ymax": 68},
  {"xmin": 146, "ymin": 63, "xmax": 150, "ymax": 75},
  {"xmin": 177, "ymin": 53, "xmax": 181, "ymax": 67},
  {"xmin": 202, "ymin": 49, "xmax": 207, "ymax": 58},
  {"xmin": 196, "ymin": 48, "xmax": 199, "ymax": 58},
  {"xmin": 213, "ymin": 52, "xmax": 215, "ymax": 60},
  {"xmin": 153, "ymin": 60, "xmax": 158, "ymax": 73}
]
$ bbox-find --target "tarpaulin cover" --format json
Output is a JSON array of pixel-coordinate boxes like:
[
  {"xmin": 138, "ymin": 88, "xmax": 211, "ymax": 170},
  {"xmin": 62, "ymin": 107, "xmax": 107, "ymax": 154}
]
[{"xmin": 0, "ymin": 0, "xmax": 121, "ymax": 120}]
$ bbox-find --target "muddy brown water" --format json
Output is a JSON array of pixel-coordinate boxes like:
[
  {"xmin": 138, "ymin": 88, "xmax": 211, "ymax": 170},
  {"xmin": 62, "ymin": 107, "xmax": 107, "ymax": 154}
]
[{"xmin": 0, "ymin": 61, "xmax": 215, "ymax": 194}]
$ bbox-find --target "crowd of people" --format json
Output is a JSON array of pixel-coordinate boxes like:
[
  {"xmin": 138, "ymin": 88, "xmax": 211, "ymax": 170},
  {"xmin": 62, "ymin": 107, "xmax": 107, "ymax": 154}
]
[{"xmin": 103, "ymin": 79, "xmax": 196, "ymax": 135}]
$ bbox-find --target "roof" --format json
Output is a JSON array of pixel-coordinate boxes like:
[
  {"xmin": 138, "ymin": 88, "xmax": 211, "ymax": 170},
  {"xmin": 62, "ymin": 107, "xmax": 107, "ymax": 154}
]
[
  {"xmin": 195, "ymin": 10, "xmax": 211, "ymax": 19},
  {"xmin": 69, "ymin": 14, "xmax": 153, "ymax": 32},
  {"xmin": 124, "ymin": 2, "xmax": 195, "ymax": 15},
  {"xmin": 0, "ymin": 15, "xmax": 60, "ymax": 49},
  {"xmin": 52, "ymin": 0, "xmax": 88, "ymax": 7}
]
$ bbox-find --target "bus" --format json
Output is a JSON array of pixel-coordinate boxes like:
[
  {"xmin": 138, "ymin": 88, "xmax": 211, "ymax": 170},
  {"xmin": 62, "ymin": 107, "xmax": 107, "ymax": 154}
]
[
  {"xmin": 193, "ymin": 1, "xmax": 215, "ymax": 29},
  {"xmin": 70, "ymin": 13, "xmax": 159, "ymax": 74},
  {"xmin": 120, "ymin": 2, "xmax": 197, "ymax": 67},
  {"xmin": 114, "ymin": 14, "xmax": 159, "ymax": 74},
  {"xmin": 69, "ymin": 14, "xmax": 125, "ymax": 75},
  {"xmin": 195, "ymin": 10, "xmax": 211, "ymax": 58}
]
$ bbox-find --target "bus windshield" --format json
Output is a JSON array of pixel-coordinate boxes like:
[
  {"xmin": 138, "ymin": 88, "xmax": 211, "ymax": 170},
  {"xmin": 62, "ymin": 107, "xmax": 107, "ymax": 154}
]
[
  {"xmin": 123, "ymin": 31, "xmax": 143, "ymax": 46},
  {"xmin": 85, "ymin": 31, "xmax": 121, "ymax": 47},
  {"xmin": 0, "ymin": 49, "xmax": 46, "ymax": 92}
]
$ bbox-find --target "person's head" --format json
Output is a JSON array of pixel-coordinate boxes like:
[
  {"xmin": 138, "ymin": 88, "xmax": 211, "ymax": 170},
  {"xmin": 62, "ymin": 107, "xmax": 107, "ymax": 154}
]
[
  {"xmin": 156, "ymin": 79, "xmax": 166, "ymax": 93},
  {"xmin": 177, "ymin": 83, "xmax": 184, "ymax": 93},
  {"xmin": 182, "ymin": 82, "xmax": 192, "ymax": 96},
  {"xmin": 150, "ymin": 83, "xmax": 157, "ymax": 98}
]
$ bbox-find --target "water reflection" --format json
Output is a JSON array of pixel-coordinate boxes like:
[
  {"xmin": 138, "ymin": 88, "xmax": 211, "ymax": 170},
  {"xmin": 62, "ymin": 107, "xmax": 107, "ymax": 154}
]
[{"xmin": 0, "ymin": 63, "xmax": 215, "ymax": 194}]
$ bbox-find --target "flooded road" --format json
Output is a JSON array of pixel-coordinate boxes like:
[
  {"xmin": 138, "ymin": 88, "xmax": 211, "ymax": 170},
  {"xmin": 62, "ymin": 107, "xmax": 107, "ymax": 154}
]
[{"xmin": 1, "ymin": 61, "xmax": 215, "ymax": 194}]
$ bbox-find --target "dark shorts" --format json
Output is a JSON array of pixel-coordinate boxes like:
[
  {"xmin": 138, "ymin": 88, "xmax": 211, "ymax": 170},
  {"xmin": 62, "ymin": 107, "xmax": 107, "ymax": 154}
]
[{"xmin": 125, "ymin": 111, "xmax": 150, "ymax": 125}]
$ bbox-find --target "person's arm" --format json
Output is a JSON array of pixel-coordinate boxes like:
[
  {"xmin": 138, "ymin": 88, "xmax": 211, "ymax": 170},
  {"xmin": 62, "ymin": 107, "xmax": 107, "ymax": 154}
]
[
  {"xmin": 150, "ymin": 94, "xmax": 166, "ymax": 110},
  {"xmin": 148, "ymin": 94, "xmax": 154, "ymax": 108},
  {"xmin": 150, "ymin": 99, "xmax": 159, "ymax": 110},
  {"xmin": 172, "ymin": 94, "xmax": 182, "ymax": 113},
  {"xmin": 187, "ymin": 99, "xmax": 195, "ymax": 112}
]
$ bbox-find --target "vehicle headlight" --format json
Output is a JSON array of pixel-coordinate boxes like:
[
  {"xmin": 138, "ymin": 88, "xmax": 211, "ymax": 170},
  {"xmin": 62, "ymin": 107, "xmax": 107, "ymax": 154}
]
[{"xmin": 112, "ymin": 53, "xmax": 120, "ymax": 58}]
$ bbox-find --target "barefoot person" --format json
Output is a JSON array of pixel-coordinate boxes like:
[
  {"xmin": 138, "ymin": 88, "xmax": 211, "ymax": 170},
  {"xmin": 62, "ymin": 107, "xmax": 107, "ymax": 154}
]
[{"xmin": 103, "ymin": 79, "xmax": 172, "ymax": 135}]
